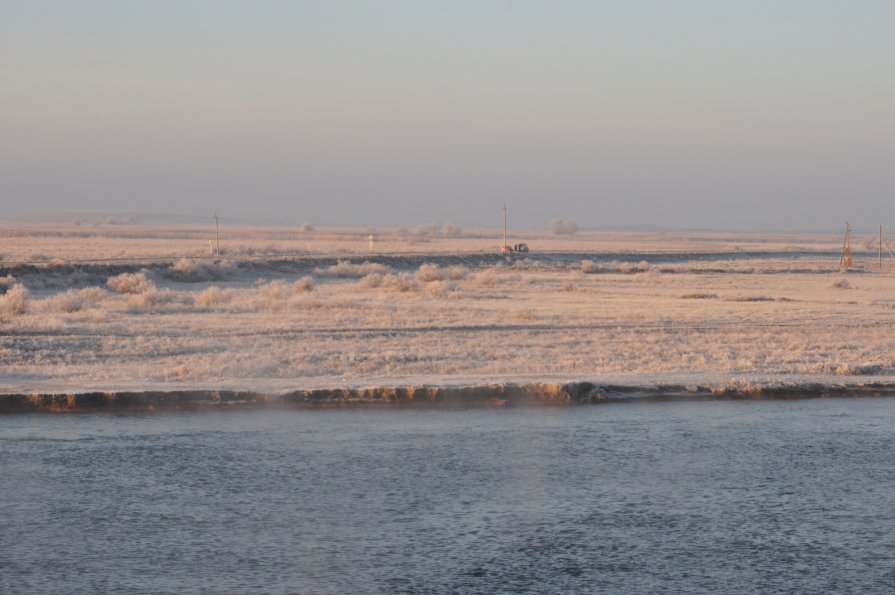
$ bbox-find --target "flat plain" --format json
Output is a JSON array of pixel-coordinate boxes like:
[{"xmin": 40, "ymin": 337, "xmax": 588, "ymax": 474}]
[{"xmin": 2, "ymin": 222, "xmax": 894, "ymax": 397}]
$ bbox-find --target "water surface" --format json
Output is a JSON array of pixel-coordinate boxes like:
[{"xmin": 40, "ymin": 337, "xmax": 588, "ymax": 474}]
[{"xmin": 3, "ymin": 399, "xmax": 895, "ymax": 593}]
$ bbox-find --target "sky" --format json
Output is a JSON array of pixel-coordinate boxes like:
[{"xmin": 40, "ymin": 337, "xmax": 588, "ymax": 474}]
[{"xmin": 2, "ymin": 1, "xmax": 894, "ymax": 230}]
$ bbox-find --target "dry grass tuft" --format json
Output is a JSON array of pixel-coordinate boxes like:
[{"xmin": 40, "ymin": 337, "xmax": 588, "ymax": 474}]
[
  {"xmin": 318, "ymin": 260, "xmax": 390, "ymax": 278},
  {"xmin": 0, "ymin": 284, "xmax": 28, "ymax": 315},
  {"xmin": 107, "ymin": 271, "xmax": 154, "ymax": 294},
  {"xmin": 831, "ymin": 278, "xmax": 851, "ymax": 289},
  {"xmin": 293, "ymin": 276, "xmax": 314, "ymax": 292},
  {"xmin": 162, "ymin": 258, "xmax": 232, "ymax": 282},
  {"xmin": 44, "ymin": 289, "xmax": 87, "ymax": 313},
  {"xmin": 416, "ymin": 263, "xmax": 469, "ymax": 283}
]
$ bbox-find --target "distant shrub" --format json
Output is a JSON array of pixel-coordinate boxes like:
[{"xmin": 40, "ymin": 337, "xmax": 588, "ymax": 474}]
[
  {"xmin": 78, "ymin": 286, "xmax": 108, "ymax": 302},
  {"xmin": 442, "ymin": 221, "xmax": 462, "ymax": 238},
  {"xmin": 127, "ymin": 288, "xmax": 189, "ymax": 311},
  {"xmin": 161, "ymin": 258, "xmax": 231, "ymax": 283},
  {"xmin": 318, "ymin": 260, "xmax": 390, "ymax": 278},
  {"xmin": 299, "ymin": 221, "xmax": 314, "ymax": 233},
  {"xmin": 469, "ymin": 268, "xmax": 499, "ymax": 287},
  {"xmin": 360, "ymin": 273, "xmax": 383, "ymax": 289},
  {"xmin": 415, "ymin": 264, "xmax": 469, "ymax": 283},
  {"xmin": 381, "ymin": 273, "xmax": 418, "ymax": 293},
  {"xmin": 293, "ymin": 276, "xmax": 314, "ymax": 292},
  {"xmin": 415, "ymin": 224, "xmax": 438, "ymax": 236},
  {"xmin": 426, "ymin": 281, "xmax": 460, "ymax": 299},
  {"xmin": 549, "ymin": 219, "xmax": 578, "ymax": 235},
  {"xmin": 195, "ymin": 286, "xmax": 230, "ymax": 308},
  {"xmin": 0, "ymin": 284, "xmax": 28, "ymax": 315},
  {"xmin": 45, "ymin": 289, "xmax": 87, "ymax": 313},
  {"xmin": 680, "ymin": 293, "xmax": 718, "ymax": 300},
  {"xmin": 560, "ymin": 281, "xmax": 575, "ymax": 292},
  {"xmin": 831, "ymin": 278, "xmax": 851, "ymax": 289},
  {"xmin": 255, "ymin": 280, "xmax": 291, "ymax": 309},
  {"xmin": 107, "ymin": 271, "xmax": 154, "ymax": 294},
  {"xmin": 580, "ymin": 260, "xmax": 599, "ymax": 273}
]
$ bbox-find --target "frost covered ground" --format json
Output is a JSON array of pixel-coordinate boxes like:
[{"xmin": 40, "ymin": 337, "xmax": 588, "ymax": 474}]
[{"xmin": 2, "ymin": 223, "xmax": 895, "ymax": 398}]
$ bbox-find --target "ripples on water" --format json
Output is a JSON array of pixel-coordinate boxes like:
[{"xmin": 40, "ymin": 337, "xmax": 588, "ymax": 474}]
[{"xmin": 3, "ymin": 399, "xmax": 895, "ymax": 593}]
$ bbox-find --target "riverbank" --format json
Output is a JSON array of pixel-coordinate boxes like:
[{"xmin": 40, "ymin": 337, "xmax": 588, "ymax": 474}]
[{"xmin": 5, "ymin": 380, "xmax": 895, "ymax": 413}]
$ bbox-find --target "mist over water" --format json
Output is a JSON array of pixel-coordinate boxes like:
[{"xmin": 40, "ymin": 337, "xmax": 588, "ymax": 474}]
[{"xmin": 3, "ymin": 400, "xmax": 895, "ymax": 593}]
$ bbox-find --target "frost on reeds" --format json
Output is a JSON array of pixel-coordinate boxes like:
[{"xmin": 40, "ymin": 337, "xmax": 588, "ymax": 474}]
[
  {"xmin": 0, "ymin": 284, "xmax": 28, "ymax": 316},
  {"xmin": 43, "ymin": 289, "xmax": 87, "ymax": 313},
  {"xmin": 127, "ymin": 288, "xmax": 192, "ymax": 312},
  {"xmin": 107, "ymin": 271, "xmax": 154, "ymax": 294},
  {"xmin": 249, "ymin": 277, "xmax": 315, "ymax": 310},
  {"xmin": 415, "ymin": 263, "xmax": 469, "ymax": 283},
  {"xmin": 161, "ymin": 258, "xmax": 233, "ymax": 283},
  {"xmin": 359, "ymin": 272, "xmax": 419, "ymax": 292},
  {"xmin": 317, "ymin": 260, "xmax": 390, "ymax": 278},
  {"xmin": 468, "ymin": 268, "xmax": 500, "ymax": 287},
  {"xmin": 293, "ymin": 276, "xmax": 314, "ymax": 292},
  {"xmin": 580, "ymin": 259, "xmax": 599, "ymax": 273},
  {"xmin": 381, "ymin": 273, "xmax": 418, "ymax": 292},
  {"xmin": 194, "ymin": 286, "xmax": 231, "ymax": 308},
  {"xmin": 426, "ymin": 281, "xmax": 459, "ymax": 299}
]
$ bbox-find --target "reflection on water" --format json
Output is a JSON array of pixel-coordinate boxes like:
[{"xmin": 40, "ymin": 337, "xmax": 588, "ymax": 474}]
[{"xmin": 3, "ymin": 399, "xmax": 895, "ymax": 593}]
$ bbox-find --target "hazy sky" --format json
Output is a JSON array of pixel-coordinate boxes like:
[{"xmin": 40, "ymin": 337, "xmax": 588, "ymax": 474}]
[{"xmin": 2, "ymin": 1, "xmax": 894, "ymax": 229}]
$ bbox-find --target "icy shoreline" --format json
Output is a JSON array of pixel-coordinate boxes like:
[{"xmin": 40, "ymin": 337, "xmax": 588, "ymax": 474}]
[{"xmin": 4, "ymin": 381, "xmax": 895, "ymax": 413}]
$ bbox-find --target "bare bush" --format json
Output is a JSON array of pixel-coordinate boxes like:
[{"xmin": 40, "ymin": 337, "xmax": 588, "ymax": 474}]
[
  {"xmin": 293, "ymin": 276, "xmax": 314, "ymax": 292},
  {"xmin": 299, "ymin": 221, "xmax": 314, "ymax": 233},
  {"xmin": 831, "ymin": 278, "xmax": 851, "ymax": 289},
  {"xmin": 44, "ymin": 289, "xmax": 87, "ymax": 313},
  {"xmin": 161, "ymin": 258, "xmax": 232, "ymax": 283},
  {"xmin": 79, "ymin": 286, "xmax": 108, "ymax": 301},
  {"xmin": 0, "ymin": 284, "xmax": 28, "ymax": 315},
  {"xmin": 426, "ymin": 281, "xmax": 459, "ymax": 299},
  {"xmin": 195, "ymin": 286, "xmax": 231, "ymax": 308},
  {"xmin": 549, "ymin": 219, "xmax": 578, "ymax": 235},
  {"xmin": 580, "ymin": 260, "xmax": 599, "ymax": 273},
  {"xmin": 468, "ymin": 269, "xmax": 499, "ymax": 286},
  {"xmin": 107, "ymin": 271, "xmax": 154, "ymax": 294},
  {"xmin": 317, "ymin": 260, "xmax": 390, "ymax": 278},
  {"xmin": 254, "ymin": 280, "xmax": 292, "ymax": 310},
  {"xmin": 360, "ymin": 273, "xmax": 383, "ymax": 289},
  {"xmin": 416, "ymin": 264, "xmax": 470, "ymax": 283},
  {"xmin": 381, "ymin": 273, "xmax": 418, "ymax": 293},
  {"xmin": 127, "ymin": 288, "xmax": 191, "ymax": 311}
]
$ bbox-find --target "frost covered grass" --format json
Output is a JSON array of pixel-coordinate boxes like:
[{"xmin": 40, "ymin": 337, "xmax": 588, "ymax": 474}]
[
  {"xmin": 0, "ymin": 284, "xmax": 28, "ymax": 316},
  {"xmin": 107, "ymin": 271, "xmax": 154, "ymax": 294},
  {"xmin": 4, "ymin": 228, "xmax": 895, "ymax": 393}
]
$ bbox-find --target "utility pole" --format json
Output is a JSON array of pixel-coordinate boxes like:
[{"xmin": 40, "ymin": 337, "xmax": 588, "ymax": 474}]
[
  {"xmin": 502, "ymin": 204, "xmax": 508, "ymax": 250},
  {"xmin": 839, "ymin": 222, "xmax": 852, "ymax": 270},
  {"xmin": 880, "ymin": 225, "xmax": 883, "ymax": 268},
  {"xmin": 214, "ymin": 213, "xmax": 220, "ymax": 257}
]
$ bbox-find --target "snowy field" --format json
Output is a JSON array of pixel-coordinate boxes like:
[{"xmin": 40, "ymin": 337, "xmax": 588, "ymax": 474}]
[{"xmin": 2, "ymin": 223, "xmax": 895, "ymax": 400}]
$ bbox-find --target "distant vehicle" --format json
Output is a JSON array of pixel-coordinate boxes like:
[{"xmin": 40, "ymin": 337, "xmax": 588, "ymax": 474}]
[{"xmin": 500, "ymin": 243, "xmax": 530, "ymax": 254}]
